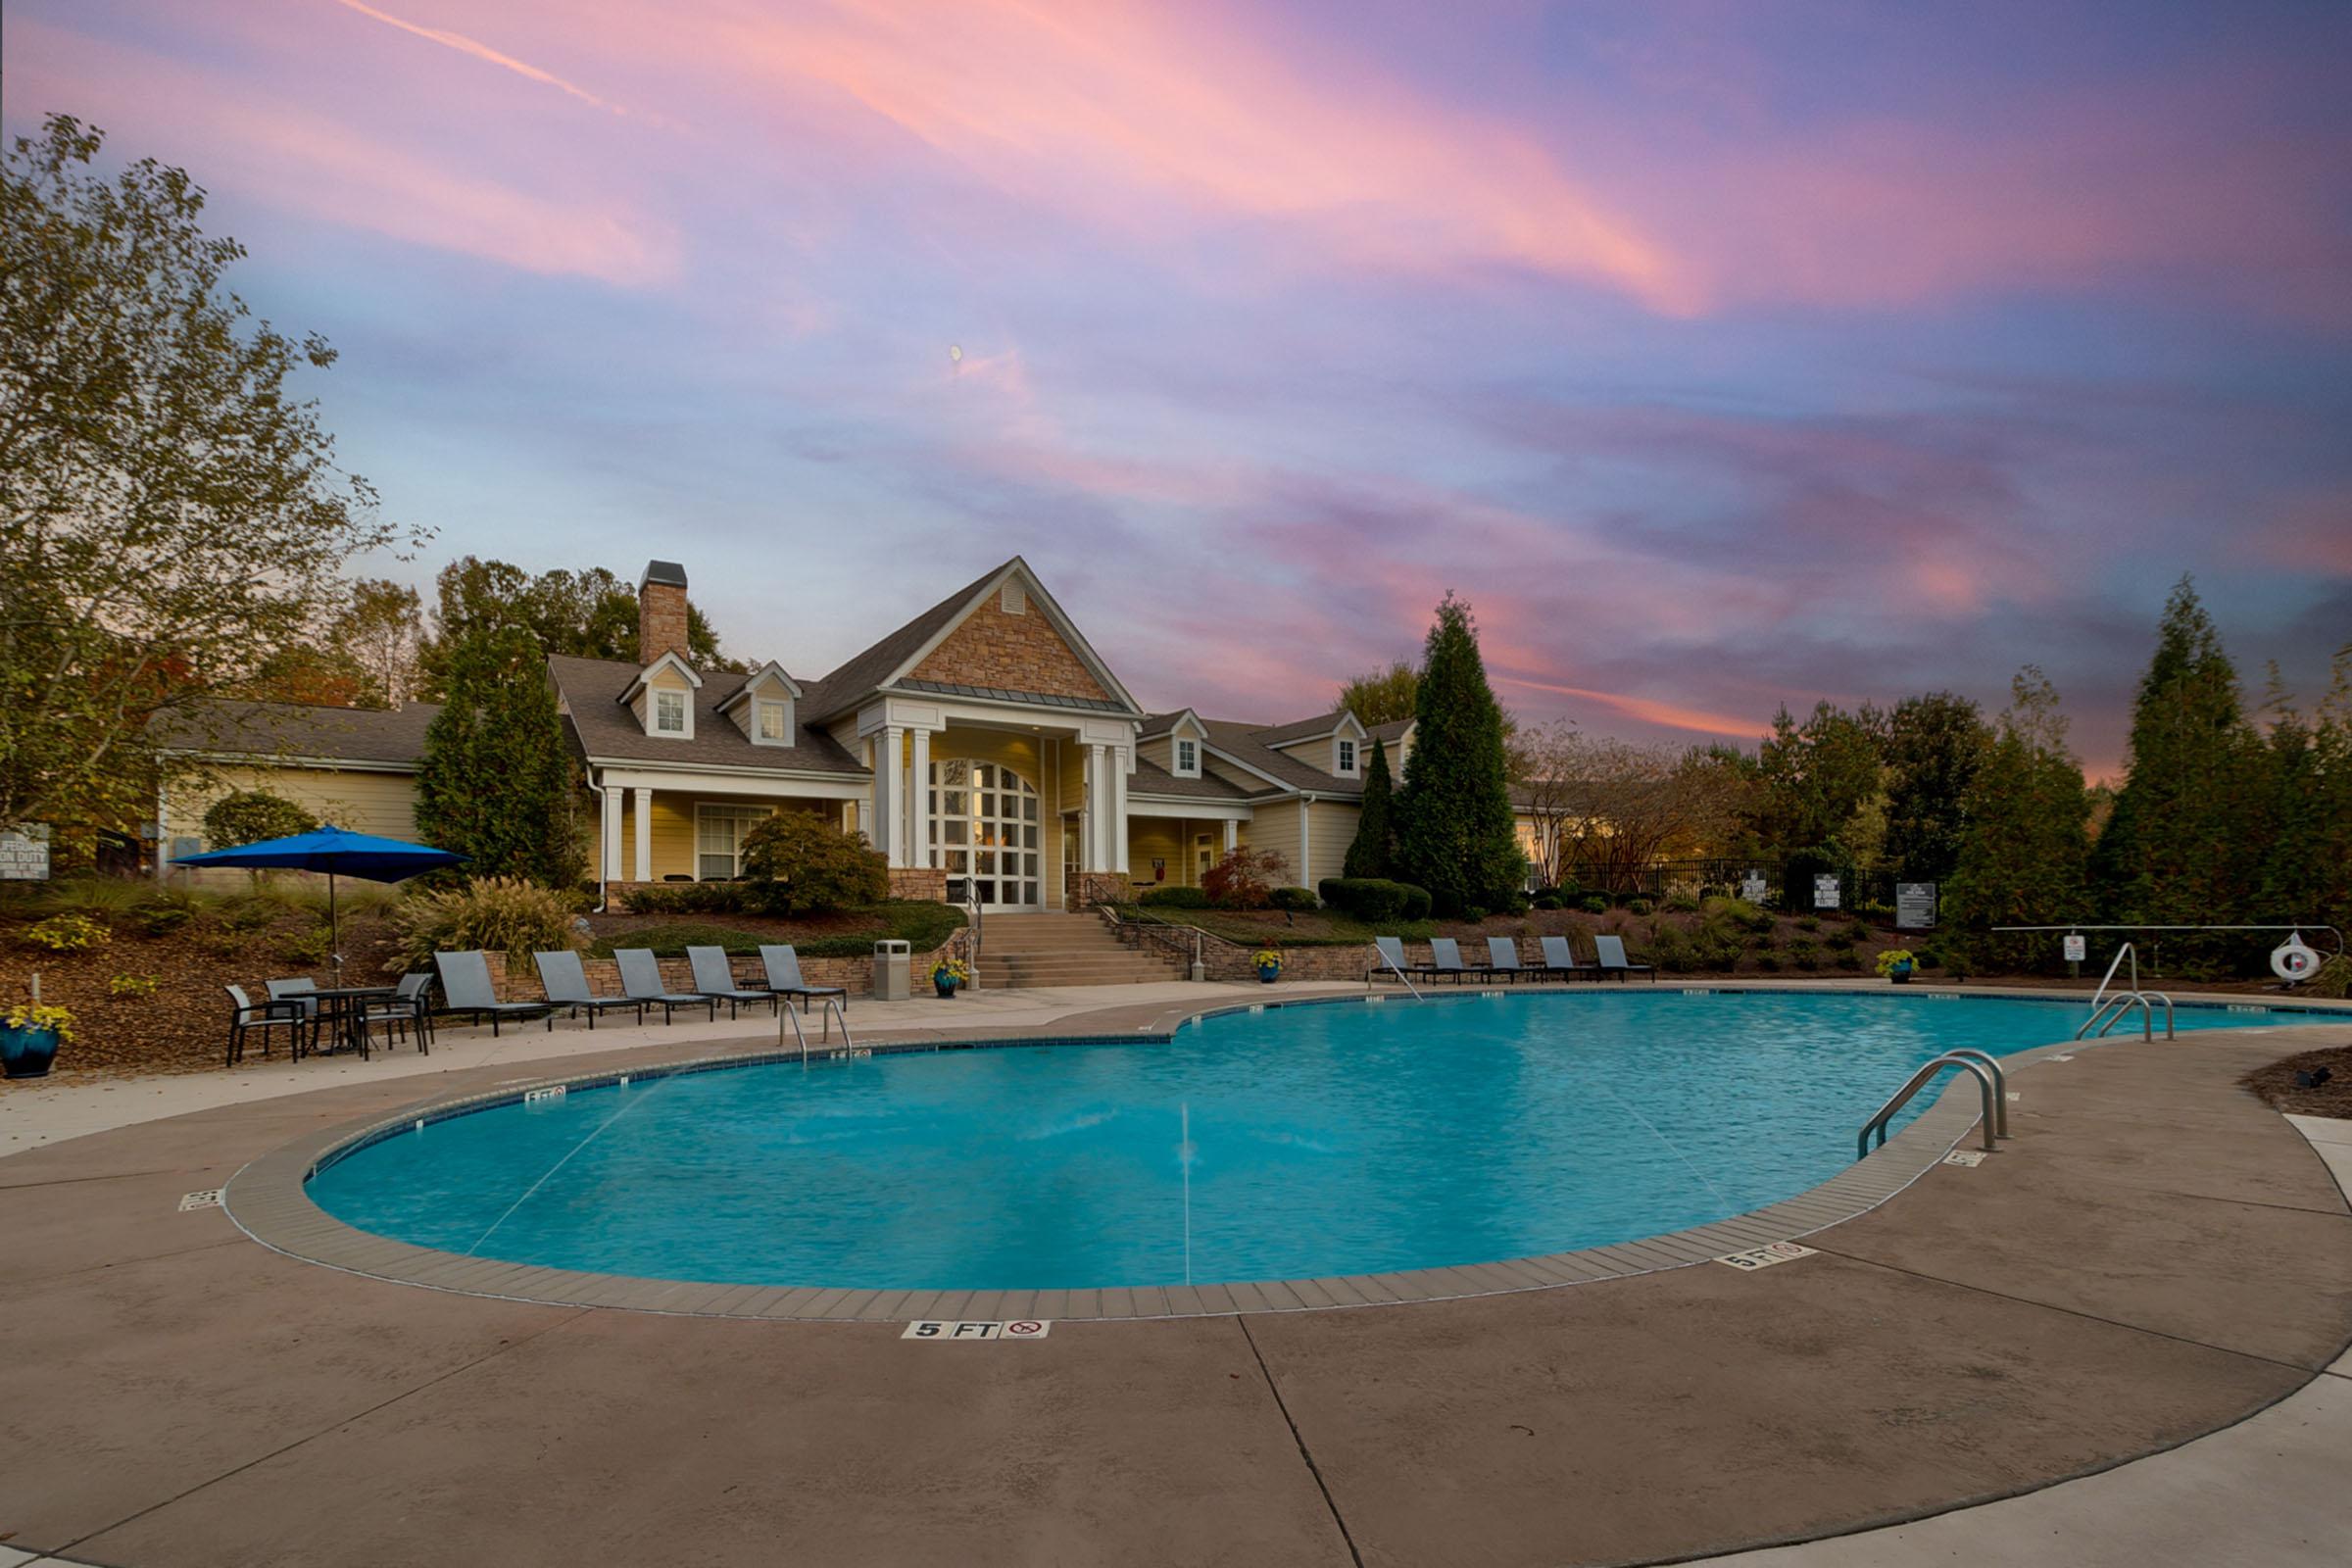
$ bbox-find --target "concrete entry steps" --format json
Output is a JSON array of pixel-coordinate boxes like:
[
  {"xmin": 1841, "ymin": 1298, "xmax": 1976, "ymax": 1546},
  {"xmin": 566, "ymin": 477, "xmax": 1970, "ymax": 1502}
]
[{"xmin": 974, "ymin": 910, "xmax": 1185, "ymax": 987}]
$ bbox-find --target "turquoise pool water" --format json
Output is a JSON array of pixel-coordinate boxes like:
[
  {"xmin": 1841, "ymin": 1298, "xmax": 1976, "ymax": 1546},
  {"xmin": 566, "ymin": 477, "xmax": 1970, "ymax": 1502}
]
[{"xmin": 307, "ymin": 991, "xmax": 2289, "ymax": 1291}]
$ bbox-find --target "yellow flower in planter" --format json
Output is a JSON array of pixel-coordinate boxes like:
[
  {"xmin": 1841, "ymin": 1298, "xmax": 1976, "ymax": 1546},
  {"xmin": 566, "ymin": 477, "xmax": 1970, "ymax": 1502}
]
[
  {"xmin": 931, "ymin": 957, "xmax": 971, "ymax": 986},
  {"xmin": 4, "ymin": 1003, "xmax": 75, "ymax": 1043},
  {"xmin": 1251, "ymin": 949, "xmax": 1283, "ymax": 972}
]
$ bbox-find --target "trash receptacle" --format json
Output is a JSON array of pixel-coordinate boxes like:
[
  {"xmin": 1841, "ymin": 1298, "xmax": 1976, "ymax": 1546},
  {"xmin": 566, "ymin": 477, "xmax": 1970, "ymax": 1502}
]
[{"xmin": 872, "ymin": 939, "xmax": 910, "ymax": 1003}]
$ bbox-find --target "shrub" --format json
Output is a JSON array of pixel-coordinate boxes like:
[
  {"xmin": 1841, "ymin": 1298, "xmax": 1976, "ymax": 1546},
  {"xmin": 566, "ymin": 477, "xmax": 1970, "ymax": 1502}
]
[
  {"xmin": 1202, "ymin": 847, "xmax": 1289, "ymax": 910},
  {"xmin": 1268, "ymin": 886, "xmax": 1317, "ymax": 911},
  {"xmin": 1663, "ymin": 894, "xmax": 1699, "ymax": 914},
  {"xmin": 1795, "ymin": 915, "xmax": 1820, "ymax": 933},
  {"xmin": 1626, "ymin": 898, "xmax": 1653, "ymax": 916},
  {"xmin": 1835, "ymin": 950, "xmax": 1864, "ymax": 971},
  {"xmin": 1844, "ymin": 920, "xmax": 1875, "ymax": 945},
  {"xmin": 1399, "ymin": 884, "xmax": 1433, "ymax": 920},
  {"xmin": 394, "ymin": 876, "xmax": 582, "ymax": 969},
  {"xmin": 673, "ymin": 881, "xmax": 752, "ymax": 914},
  {"xmin": 1914, "ymin": 950, "xmax": 1942, "ymax": 970},
  {"xmin": 617, "ymin": 884, "xmax": 686, "ymax": 914},
  {"xmin": 739, "ymin": 814, "xmax": 889, "ymax": 914},
  {"xmin": 1753, "ymin": 952, "xmax": 1782, "ymax": 972},
  {"xmin": 108, "ymin": 973, "xmax": 158, "ymax": 999},
  {"xmin": 129, "ymin": 898, "xmax": 195, "ymax": 937},
  {"xmin": 24, "ymin": 912, "xmax": 109, "ymax": 951},
  {"xmin": 1788, "ymin": 938, "xmax": 1821, "ymax": 972},
  {"xmin": 283, "ymin": 923, "xmax": 333, "ymax": 967},
  {"xmin": 1140, "ymin": 885, "xmax": 1211, "ymax": 908},
  {"xmin": 1532, "ymin": 896, "xmax": 1563, "ymax": 911},
  {"xmin": 1463, "ymin": 906, "xmax": 1489, "ymax": 922},
  {"xmin": 1579, "ymin": 894, "xmax": 1608, "ymax": 914},
  {"xmin": 1318, "ymin": 877, "xmax": 1417, "ymax": 924},
  {"xmin": 201, "ymin": 789, "xmax": 316, "ymax": 850}
]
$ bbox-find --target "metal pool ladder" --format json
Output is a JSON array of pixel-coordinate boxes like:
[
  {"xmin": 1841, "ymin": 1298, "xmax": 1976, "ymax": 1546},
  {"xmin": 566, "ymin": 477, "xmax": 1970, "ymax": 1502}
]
[
  {"xmin": 2077, "ymin": 943, "xmax": 2176, "ymax": 1041},
  {"xmin": 778, "ymin": 997, "xmax": 856, "ymax": 1062},
  {"xmin": 1857, "ymin": 1049, "xmax": 2008, "ymax": 1162}
]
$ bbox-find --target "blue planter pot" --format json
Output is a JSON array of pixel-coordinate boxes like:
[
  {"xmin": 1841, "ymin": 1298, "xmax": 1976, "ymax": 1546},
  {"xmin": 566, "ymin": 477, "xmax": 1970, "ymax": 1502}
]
[
  {"xmin": 1, "ymin": 1025, "xmax": 60, "ymax": 1079},
  {"xmin": 1888, "ymin": 963, "xmax": 1914, "ymax": 984},
  {"xmin": 934, "ymin": 978, "xmax": 960, "ymax": 999},
  {"xmin": 1257, "ymin": 966, "xmax": 1280, "ymax": 984}
]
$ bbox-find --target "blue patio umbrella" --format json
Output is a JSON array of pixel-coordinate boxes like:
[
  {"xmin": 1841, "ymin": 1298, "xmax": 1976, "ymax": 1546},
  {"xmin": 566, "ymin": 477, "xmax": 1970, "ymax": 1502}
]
[{"xmin": 172, "ymin": 825, "xmax": 465, "ymax": 977}]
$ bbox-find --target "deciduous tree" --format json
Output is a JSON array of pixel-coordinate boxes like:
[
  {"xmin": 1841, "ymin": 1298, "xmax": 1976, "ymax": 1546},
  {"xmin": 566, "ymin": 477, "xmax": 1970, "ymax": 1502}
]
[{"xmin": 0, "ymin": 116, "xmax": 416, "ymax": 834}]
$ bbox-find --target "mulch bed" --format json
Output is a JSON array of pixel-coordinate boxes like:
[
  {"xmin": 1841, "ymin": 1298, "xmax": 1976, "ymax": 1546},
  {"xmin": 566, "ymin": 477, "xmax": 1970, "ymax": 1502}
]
[{"xmin": 2241, "ymin": 1045, "xmax": 2352, "ymax": 1120}]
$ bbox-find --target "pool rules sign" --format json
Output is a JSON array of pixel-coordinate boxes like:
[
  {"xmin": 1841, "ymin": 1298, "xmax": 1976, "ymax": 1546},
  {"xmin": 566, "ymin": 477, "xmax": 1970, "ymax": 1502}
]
[{"xmin": 1895, "ymin": 883, "xmax": 1936, "ymax": 930}]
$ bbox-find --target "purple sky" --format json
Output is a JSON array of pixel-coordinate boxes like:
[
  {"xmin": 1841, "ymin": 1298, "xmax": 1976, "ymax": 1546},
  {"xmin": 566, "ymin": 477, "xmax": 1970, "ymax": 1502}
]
[{"xmin": 10, "ymin": 0, "xmax": 2350, "ymax": 774}]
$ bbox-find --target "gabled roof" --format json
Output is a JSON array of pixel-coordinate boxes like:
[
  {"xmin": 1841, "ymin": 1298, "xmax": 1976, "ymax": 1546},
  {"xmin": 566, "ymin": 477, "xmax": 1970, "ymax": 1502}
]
[
  {"xmin": 715, "ymin": 661, "xmax": 804, "ymax": 715},
  {"xmin": 1129, "ymin": 754, "xmax": 1250, "ymax": 802},
  {"xmin": 618, "ymin": 649, "xmax": 703, "ymax": 706},
  {"xmin": 1139, "ymin": 708, "xmax": 1210, "ymax": 740},
  {"xmin": 1255, "ymin": 709, "xmax": 1367, "ymax": 752},
  {"xmin": 150, "ymin": 700, "xmax": 444, "ymax": 767},
  {"xmin": 800, "ymin": 558, "xmax": 1143, "ymax": 721},
  {"xmin": 1366, "ymin": 718, "xmax": 1413, "ymax": 744},
  {"xmin": 549, "ymin": 655, "xmax": 864, "ymax": 775},
  {"xmin": 1197, "ymin": 717, "xmax": 1367, "ymax": 799}
]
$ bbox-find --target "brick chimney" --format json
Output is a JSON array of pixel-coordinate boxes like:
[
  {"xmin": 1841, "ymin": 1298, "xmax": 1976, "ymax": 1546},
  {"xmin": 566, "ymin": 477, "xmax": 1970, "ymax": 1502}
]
[{"xmin": 638, "ymin": 561, "xmax": 690, "ymax": 664}]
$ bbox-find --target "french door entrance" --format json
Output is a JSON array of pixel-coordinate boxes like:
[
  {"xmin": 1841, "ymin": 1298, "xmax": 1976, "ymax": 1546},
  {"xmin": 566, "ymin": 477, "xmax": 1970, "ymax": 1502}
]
[{"xmin": 929, "ymin": 760, "xmax": 1043, "ymax": 909}]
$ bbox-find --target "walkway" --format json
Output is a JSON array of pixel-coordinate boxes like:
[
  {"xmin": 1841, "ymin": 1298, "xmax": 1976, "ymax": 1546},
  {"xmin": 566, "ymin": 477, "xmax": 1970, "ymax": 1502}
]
[{"xmin": 0, "ymin": 995, "xmax": 2345, "ymax": 1566}]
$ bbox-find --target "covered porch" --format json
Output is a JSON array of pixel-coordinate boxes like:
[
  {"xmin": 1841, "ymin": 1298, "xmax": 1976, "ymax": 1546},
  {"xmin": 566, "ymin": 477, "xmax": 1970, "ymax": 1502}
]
[
  {"xmin": 1125, "ymin": 802, "xmax": 1248, "ymax": 895},
  {"xmin": 588, "ymin": 768, "xmax": 866, "ymax": 896}
]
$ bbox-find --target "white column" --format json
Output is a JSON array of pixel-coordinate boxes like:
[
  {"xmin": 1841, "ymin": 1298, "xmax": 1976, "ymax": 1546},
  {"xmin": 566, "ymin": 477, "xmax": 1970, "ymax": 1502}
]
[
  {"xmin": 1111, "ymin": 747, "xmax": 1131, "ymax": 874},
  {"xmin": 631, "ymin": 788, "xmax": 653, "ymax": 883},
  {"xmin": 1223, "ymin": 819, "xmax": 1239, "ymax": 854},
  {"xmin": 874, "ymin": 726, "xmax": 906, "ymax": 866},
  {"xmin": 1082, "ymin": 744, "xmax": 1106, "ymax": 872},
  {"xmin": 908, "ymin": 727, "xmax": 932, "ymax": 871},
  {"xmin": 601, "ymin": 781, "xmax": 624, "ymax": 886}
]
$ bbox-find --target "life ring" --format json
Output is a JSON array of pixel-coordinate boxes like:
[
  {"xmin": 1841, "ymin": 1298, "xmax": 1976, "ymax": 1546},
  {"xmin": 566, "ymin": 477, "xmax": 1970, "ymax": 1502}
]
[{"xmin": 2271, "ymin": 934, "xmax": 2320, "ymax": 983}]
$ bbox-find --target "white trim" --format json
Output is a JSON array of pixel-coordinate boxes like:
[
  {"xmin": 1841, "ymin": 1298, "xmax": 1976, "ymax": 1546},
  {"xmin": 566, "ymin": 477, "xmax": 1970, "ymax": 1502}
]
[
  {"xmin": 631, "ymin": 787, "xmax": 653, "ymax": 883},
  {"xmin": 600, "ymin": 784, "xmax": 623, "ymax": 885},
  {"xmin": 715, "ymin": 661, "xmax": 804, "ymax": 708},
  {"xmin": 618, "ymin": 650, "xmax": 704, "ymax": 705},
  {"xmin": 1173, "ymin": 736, "xmax": 1200, "ymax": 777},
  {"xmin": 751, "ymin": 698, "xmax": 794, "ymax": 748},
  {"xmin": 163, "ymin": 751, "xmax": 418, "ymax": 775},
  {"xmin": 651, "ymin": 687, "xmax": 692, "ymax": 739},
  {"xmin": 1126, "ymin": 796, "xmax": 1251, "ymax": 821},
  {"xmin": 590, "ymin": 763, "xmax": 868, "ymax": 802},
  {"xmin": 1335, "ymin": 736, "xmax": 1359, "ymax": 777},
  {"xmin": 908, "ymin": 727, "xmax": 932, "ymax": 870},
  {"xmin": 1298, "ymin": 797, "xmax": 1311, "ymax": 887}
]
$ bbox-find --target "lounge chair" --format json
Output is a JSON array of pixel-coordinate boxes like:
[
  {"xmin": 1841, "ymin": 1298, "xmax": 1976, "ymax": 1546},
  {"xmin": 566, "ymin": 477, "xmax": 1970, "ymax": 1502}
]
[
  {"xmin": 688, "ymin": 946, "xmax": 781, "ymax": 1019},
  {"xmin": 758, "ymin": 945, "xmax": 849, "ymax": 1013},
  {"xmin": 534, "ymin": 951, "xmax": 646, "ymax": 1030},
  {"xmin": 1427, "ymin": 937, "xmax": 1482, "ymax": 984},
  {"xmin": 1538, "ymin": 935, "xmax": 1597, "ymax": 982},
  {"xmin": 1367, "ymin": 935, "xmax": 1431, "ymax": 984},
  {"xmin": 614, "ymin": 949, "xmax": 717, "ymax": 1023},
  {"xmin": 265, "ymin": 977, "xmax": 322, "ymax": 1055},
  {"xmin": 361, "ymin": 971, "xmax": 436, "ymax": 1053},
  {"xmin": 223, "ymin": 984, "xmax": 308, "ymax": 1067},
  {"xmin": 1592, "ymin": 934, "xmax": 1656, "ymax": 983},
  {"xmin": 1484, "ymin": 937, "xmax": 1531, "ymax": 983},
  {"xmin": 432, "ymin": 951, "xmax": 555, "ymax": 1035}
]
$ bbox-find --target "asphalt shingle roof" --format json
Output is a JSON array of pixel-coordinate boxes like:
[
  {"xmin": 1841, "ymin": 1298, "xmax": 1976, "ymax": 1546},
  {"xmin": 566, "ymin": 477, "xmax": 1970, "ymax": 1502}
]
[
  {"xmin": 149, "ymin": 700, "xmax": 442, "ymax": 766},
  {"xmin": 1198, "ymin": 717, "xmax": 1366, "ymax": 798},
  {"xmin": 1128, "ymin": 755, "xmax": 1250, "ymax": 801},
  {"xmin": 797, "ymin": 562, "xmax": 1010, "ymax": 723},
  {"xmin": 549, "ymin": 655, "xmax": 866, "ymax": 775}
]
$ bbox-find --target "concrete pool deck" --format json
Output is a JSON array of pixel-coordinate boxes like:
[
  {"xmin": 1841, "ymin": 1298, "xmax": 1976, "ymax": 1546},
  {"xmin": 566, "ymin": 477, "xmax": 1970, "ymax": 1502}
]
[{"xmin": 1, "ymin": 988, "xmax": 2347, "ymax": 1566}]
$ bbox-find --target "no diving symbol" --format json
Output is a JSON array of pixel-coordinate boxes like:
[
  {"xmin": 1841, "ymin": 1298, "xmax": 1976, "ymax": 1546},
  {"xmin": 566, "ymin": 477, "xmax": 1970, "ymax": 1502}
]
[{"xmin": 1004, "ymin": 1320, "xmax": 1049, "ymax": 1339}]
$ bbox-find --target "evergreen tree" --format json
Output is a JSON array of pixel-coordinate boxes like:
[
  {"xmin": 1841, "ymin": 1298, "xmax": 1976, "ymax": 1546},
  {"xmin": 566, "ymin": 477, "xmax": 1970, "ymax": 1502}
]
[
  {"xmin": 1342, "ymin": 736, "xmax": 1396, "ymax": 878},
  {"xmin": 1747, "ymin": 702, "xmax": 1884, "ymax": 858},
  {"xmin": 1944, "ymin": 668, "xmax": 2092, "ymax": 973},
  {"xmin": 1394, "ymin": 594, "xmax": 1524, "ymax": 914},
  {"xmin": 1881, "ymin": 692, "xmax": 1989, "ymax": 884},
  {"xmin": 2256, "ymin": 646, "xmax": 2352, "ymax": 937},
  {"xmin": 2089, "ymin": 577, "xmax": 2268, "ymax": 959},
  {"xmin": 415, "ymin": 626, "xmax": 583, "ymax": 887}
]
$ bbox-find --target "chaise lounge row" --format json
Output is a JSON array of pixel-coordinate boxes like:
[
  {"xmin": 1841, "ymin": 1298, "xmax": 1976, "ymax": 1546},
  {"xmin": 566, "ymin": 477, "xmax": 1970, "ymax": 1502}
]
[
  {"xmin": 441, "ymin": 945, "xmax": 851, "ymax": 1034},
  {"xmin": 1371, "ymin": 934, "xmax": 1653, "ymax": 985}
]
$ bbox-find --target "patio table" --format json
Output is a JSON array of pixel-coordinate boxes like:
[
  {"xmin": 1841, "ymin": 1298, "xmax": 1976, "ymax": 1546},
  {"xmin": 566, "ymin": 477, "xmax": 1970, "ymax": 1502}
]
[{"xmin": 306, "ymin": 985, "xmax": 396, "ymax": 1059}]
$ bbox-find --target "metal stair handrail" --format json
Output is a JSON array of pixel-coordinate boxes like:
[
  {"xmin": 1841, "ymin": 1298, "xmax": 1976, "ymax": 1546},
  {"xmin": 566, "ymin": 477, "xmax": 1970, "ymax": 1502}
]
[
  {"xmin": 779, "ymin": 995, "xmax": 854, "ymax": 1062},
  {"xmin": 1857, "ymin": 1052, "xmax": 2002, "ymax": 1162}
]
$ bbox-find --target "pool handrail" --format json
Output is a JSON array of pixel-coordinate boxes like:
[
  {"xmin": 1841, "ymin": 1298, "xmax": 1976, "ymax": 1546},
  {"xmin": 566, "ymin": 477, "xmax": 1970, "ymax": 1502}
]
[
  {"xmin": 1857, "ymin": 1052, "xmax": 2001, "ymax": 1162},
  {"xmin": 779, "ymin": 995, "xmax": 855, "ymax": 1061},
  {"xmin": 1368, "ymin": 937, "xmax": 1424, "ymax": 999}
]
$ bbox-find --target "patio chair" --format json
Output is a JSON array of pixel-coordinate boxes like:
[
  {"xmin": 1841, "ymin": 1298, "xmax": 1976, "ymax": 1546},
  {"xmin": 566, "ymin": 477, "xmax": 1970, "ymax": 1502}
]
[
  {"xmin": 687, "ymin": 946, "xmax": 781, "ymax": 1019},
  {"xmin": 431, "ymin": 951, "xmax": 555, "ymax": 1035},
  {"xmin": 1484, "ymin": 937, "xmax": 1531, "ymax": 983},
  {"xmin": 360, "ymin": 971, "xmax": 436, "ymax": 1054},
  {"xmin": 533, "ymin": 951, "xmax": 646, "ymax": 1031},
  {"xmin": 265, "ymin": 977, "xmax": 322, "ymax": 1056},
  {"xmin": 1538, "ymin": 935, "xmax": 1598, "ymax": 982},
  {"xmin": 758, "ymin": 945, "xmax": 850, "ymax": 1013},
  {"xmin": 1367, "ymin": 935, "xmax": 1432, "ymax": 984},
  {"xmin": 1592, "ymin": 934, "xmax": 1656, "ymax": 983},
  {"xmin": 614, "ymin": 949, "xmax": 717, "ymax": 1023},
  {"xmin": 223, "ymin": 985, "xmax": 308, "ymax": 1067},
  {"xmin": 1427, "ymin": 937, "xmax": 1482, "ymax": 984}
]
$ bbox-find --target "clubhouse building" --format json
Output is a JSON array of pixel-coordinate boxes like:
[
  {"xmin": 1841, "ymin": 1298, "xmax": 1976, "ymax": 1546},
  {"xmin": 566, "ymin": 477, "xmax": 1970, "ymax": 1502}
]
[{"xmin": 160, "ymin": 560, "xmax": 1418, "ymax": 911}]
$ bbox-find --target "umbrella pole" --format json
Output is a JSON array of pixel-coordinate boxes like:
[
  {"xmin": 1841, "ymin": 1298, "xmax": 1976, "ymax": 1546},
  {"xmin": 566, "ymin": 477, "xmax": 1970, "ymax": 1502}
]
[{"xmin": 329, "ymin": 871, "xmax": 342, "ymax": 981}]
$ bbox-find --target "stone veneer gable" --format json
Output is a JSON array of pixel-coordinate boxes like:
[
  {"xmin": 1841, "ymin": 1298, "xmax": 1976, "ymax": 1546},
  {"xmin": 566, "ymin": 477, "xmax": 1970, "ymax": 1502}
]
[{"xmin": 908, "ymin": 598, "xmax": 1113, "ymax": 704}]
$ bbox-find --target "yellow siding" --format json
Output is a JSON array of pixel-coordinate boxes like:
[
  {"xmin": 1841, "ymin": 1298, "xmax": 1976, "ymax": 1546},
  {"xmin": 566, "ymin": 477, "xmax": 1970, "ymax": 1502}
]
[
  {"xmin": 1305, "ymin": 801, "xmax": 1359, "ymax": 890},
  {"xmin": 1128, "ymin": 817, "xmax": 1185, "ymax": 888},
  {"xmin": 167, "ymin": 765, "xmax": 419, "ymax": 847},
  {"xmin": 1239, "ymin": 803, "xmax": 1302, "ymax": 889}
]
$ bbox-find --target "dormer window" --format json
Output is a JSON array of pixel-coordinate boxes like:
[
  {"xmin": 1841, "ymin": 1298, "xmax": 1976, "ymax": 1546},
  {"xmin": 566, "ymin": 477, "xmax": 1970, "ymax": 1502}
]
[
  {"xmin": 1175, "ymin": 738, "xmax": 1199, "ymax": 777},
  {"xmin": 1336, "ymin": 738, "xmax": 1357, "ymax": 776},
  {"xmin": 756, "ymin": 699, "xmax": 790, "ymax": 745},
  {"xmin": 654, "ymin": 689, "xmax": 687, "ymax": 735}
]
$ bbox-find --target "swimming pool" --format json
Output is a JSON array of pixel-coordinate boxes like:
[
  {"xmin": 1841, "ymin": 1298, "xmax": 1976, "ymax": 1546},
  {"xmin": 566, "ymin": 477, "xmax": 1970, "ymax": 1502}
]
[{"xmin": 305, "ymin": 991, "xmax": 2294, "ymax": 1293}]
